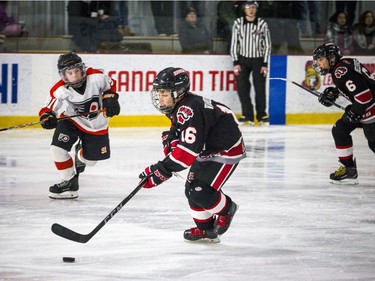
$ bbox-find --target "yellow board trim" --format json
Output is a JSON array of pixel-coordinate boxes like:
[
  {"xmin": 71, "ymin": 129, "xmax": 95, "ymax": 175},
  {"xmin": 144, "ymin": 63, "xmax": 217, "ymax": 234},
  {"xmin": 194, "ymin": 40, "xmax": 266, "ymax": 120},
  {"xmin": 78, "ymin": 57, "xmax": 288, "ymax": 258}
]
[{"xmin": 0, "ymin": 113, "xmax": 343, "ymax": 130}]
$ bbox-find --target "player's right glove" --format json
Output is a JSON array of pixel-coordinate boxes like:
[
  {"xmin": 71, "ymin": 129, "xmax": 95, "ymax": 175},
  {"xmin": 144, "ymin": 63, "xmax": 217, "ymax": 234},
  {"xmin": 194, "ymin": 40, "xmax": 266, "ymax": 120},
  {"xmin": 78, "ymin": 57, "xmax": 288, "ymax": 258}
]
[
  {"xmin": 318, "ymin": 87, "xmax": 339, "ymax": 107},
  {"xmin": 139, "ymin": 162, "xmax": 172, "ymax": 188},
  {"xmin": 40, "ymin": 112, "xmax": 57, "ymax": 130},
  {"xmin": 102, "ymin": 91, "xmax": 120, "ymax": 117},
  {"xmin": 161, "ymin": 128, "xmax": 179, "ymax": 156}
]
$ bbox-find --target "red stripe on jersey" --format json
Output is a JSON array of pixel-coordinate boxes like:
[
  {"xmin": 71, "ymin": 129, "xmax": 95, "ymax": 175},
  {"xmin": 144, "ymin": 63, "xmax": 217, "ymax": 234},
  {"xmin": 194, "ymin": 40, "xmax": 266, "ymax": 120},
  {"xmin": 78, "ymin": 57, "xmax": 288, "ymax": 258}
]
[
  {"xmin": 211, "ymin": 164, "xmax": 235, "ymax": 190},
  {"xmin": 170, "ymin": 146, "xmax": 197, "ymax": 167},
  {"xmin": 38, "ymin": 99, "xmax": 58, "ymax": 116},
  {"xmin": 49, "ymin": 80, "xmax": 65, "ymax": 98},
  {"xmin": 354, "ymin": 89, "xmax": 373, "ymax": 104},
  {"xmin": 55, "ymin": 158, "xmax": 73, "ymax": 170},
  {"xmin": 87, "ymin": 68, "xmax": 117, "ymax": 92},
  {"xmin": 221, "ymin": 139, "xmax": 246, "ymax": 157}
]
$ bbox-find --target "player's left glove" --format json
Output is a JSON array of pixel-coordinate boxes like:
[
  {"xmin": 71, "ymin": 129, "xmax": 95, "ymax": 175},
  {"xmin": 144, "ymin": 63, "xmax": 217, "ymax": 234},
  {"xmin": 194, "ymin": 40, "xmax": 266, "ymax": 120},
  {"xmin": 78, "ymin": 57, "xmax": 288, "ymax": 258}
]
[
  {"xmin": 102, "ymin": 91, "xmax": 120, "ymax": 117},
  {"xmin": 344, "ymin": 105, "xmax": 361, "ymax": 123},
  {"xmin": 318, "ymin": 87, "xmax": 339, "ymax": 107},
  {"xmin": 139, "ymin": 162, "xmax": 172, "ymax": 188},
  {"xmin": 161, "ymin": 128, "xmax": 179, "ymax": 156}
]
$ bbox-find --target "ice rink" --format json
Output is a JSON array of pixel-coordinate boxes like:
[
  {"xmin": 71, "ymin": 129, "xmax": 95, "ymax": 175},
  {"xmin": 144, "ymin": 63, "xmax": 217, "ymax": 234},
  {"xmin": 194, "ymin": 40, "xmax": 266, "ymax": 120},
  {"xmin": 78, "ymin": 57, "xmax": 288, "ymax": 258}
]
[{"xmin": 0, "ymin": 125, "xmax": 374, "ymax": 281}]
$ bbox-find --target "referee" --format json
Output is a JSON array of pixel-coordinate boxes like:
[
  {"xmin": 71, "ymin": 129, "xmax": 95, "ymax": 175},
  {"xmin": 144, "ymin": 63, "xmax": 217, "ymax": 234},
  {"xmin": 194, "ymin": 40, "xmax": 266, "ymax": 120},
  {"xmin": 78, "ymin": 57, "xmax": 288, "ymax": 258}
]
[{"xmin": 230, "ymin": 1, "xmax": 271, "ymax": 126}]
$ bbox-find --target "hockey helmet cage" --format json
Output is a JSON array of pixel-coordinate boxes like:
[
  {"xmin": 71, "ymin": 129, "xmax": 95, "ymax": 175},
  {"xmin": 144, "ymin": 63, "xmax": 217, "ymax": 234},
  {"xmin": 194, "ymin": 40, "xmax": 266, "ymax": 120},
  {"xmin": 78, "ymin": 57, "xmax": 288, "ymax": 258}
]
[
  {"xmin": 312, "ymin": 43, "xmax": 342, "ymax": 75},
  {"xmin": 57, "ymin": 52, "xmax": 87, "ymax": 88},
  {"xmin": 151, "ymin": 67, "xmax": 190, "ymax": 114}
]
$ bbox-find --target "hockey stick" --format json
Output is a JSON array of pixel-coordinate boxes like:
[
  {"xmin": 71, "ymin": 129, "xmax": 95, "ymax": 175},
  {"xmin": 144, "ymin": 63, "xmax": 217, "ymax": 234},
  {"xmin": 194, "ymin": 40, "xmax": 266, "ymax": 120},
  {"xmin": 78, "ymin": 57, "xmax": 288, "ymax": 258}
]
[
  {"xmin": 0, "ymin": 109, "xmax": 105, "ymax": 132},
  {"xmin": 270, "ymin": 77, "xmax": 345, "ymax": 110},
  {"xmin": 51, "ymin": 176, "xmax": 148, "ymax": 243}
]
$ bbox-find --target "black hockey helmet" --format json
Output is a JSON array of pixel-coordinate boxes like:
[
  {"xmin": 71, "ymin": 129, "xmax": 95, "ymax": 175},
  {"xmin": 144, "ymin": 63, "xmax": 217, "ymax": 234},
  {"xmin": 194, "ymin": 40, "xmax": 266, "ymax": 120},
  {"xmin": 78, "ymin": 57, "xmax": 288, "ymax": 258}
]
[
  {"xmin": 312, "ymin": 43, "xmax": 342, "ymax": 75},
  {"xmin": 243, "ymin": 1, "xmax": 259, "ymax": 9},
  {"xmin": 151, "ymin": 67, "xmax": 190, "ymax": 114},
  {"xmin": 57, "ymin": 52, "xmax": 86, "ymax": 88}
]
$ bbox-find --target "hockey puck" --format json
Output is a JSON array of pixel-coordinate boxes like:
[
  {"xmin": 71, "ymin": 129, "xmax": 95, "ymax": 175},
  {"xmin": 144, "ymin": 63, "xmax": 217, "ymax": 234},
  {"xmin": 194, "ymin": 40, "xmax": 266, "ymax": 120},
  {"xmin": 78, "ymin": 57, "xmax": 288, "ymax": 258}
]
[{"xmin": 62, "ymin": 257, "xmax": 75, "ymax": 263}]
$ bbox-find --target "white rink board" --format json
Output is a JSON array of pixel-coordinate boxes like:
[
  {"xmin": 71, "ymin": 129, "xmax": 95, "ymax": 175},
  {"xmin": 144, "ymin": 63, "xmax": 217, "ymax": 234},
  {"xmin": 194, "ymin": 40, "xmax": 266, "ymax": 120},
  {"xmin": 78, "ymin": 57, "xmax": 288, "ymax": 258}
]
[{"xmin": 0, "ymin": 54, "xmax": 240, "ymax": 116}]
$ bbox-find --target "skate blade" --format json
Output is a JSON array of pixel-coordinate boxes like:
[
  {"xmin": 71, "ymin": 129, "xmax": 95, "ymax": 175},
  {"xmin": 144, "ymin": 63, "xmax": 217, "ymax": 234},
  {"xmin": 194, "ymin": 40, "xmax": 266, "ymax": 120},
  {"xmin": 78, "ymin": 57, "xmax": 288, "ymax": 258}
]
[
  {"xmin": 184, "ymin": 237, "xmax": 221, "ymax": 243},
  {"xmin": 329, "ymin": 178, "xmax": 359, "ymax": 185},
  {"xmin": 49, "ymin": 191, "xmax": 79, "ymax": 199}
]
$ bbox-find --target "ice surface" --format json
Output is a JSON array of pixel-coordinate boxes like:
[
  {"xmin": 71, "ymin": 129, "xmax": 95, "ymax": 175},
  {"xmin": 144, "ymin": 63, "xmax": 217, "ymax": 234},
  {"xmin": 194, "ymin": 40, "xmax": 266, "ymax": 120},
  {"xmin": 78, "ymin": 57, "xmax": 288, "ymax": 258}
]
[{"xmin": 1, "ymin": 126, "xmax": 374, "ymax": 281}]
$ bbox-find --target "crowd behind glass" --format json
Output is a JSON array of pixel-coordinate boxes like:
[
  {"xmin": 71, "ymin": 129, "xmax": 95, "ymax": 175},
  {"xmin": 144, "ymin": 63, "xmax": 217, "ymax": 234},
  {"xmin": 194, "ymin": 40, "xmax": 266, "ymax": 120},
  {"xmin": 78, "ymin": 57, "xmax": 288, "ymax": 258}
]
[{"xmin": 1, "ymin": 1, "xmax": 374, "ymax": 55}]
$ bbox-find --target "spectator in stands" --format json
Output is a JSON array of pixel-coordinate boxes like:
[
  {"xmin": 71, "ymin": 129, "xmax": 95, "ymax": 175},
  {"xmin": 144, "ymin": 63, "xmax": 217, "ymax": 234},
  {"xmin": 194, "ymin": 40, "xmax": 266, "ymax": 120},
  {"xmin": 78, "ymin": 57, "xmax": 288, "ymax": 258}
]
[
  {"xmin": 325, "ymin": 11, "xmax": 354, "ymax": 55},
  {"xmin": 0, "ymin": 1, "xmax": 25, "ymax": 37},
  {"xmin": 335, "ymin": 1, "xmax": 357, "ymax": 28},
  {"xmin": 178, "ymin": 6, "xmax": 211, "ymax": 54},
  {"xmin": 259, "ymin": 1, "xmax": 304, "ymax": 54},
  {"xmin": 67, "ymin": 1, "xmax": 96, "ymax": 52},
  {"xmin": 90, "ymin": 1, "xmax": 123, "ymax": 52},
  {"xmin": 150, "ymin": 1, "xmax": 175, "ymax": 36},
  {"xmin": 216, "ymin": 1, "xmax": 244, "ymax": 54},
  {"xmin": 111, "ymin": 1, "xmax": 135, "ymax": 36},
  {"xmin": 352, "ymin": 10, "xmax": 375, "ymax": 55},
  {"xmin": 300, "ymin": 1, "xmax": 321, "ymax": 38}
]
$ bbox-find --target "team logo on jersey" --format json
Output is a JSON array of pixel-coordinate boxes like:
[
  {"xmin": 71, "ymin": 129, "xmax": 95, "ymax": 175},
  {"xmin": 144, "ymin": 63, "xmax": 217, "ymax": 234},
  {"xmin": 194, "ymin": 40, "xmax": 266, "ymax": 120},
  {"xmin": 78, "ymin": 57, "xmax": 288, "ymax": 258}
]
[
  {"xmin": 58, "ymin": 133, "xmax": 70, "ymax": 143},
  {"xmin": 177, "ymin": 105, "xmax": 194, "ymax": 125},
  {"xmin": 335, "ymin": 67, "xmax": 348, "ymax": 78}
]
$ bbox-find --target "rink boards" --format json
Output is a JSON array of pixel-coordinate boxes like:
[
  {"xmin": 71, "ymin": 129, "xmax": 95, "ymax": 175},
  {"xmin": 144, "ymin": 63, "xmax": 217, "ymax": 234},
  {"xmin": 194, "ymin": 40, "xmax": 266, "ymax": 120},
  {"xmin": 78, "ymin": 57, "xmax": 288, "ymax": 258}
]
[{"xmin": 0, "ymin": 54, "xmax": 374, "ymax": 127}]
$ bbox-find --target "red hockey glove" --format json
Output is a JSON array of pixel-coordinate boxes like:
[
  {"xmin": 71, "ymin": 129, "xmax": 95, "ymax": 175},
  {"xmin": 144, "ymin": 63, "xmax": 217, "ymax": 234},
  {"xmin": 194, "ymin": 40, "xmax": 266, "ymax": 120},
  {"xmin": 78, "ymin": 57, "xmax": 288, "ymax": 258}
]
[
  {"xmin": 161, "ymin": 128, "xmax": 179, "ymax": 156},
  {"xmin": 139, "ymin": 162, "xmax": 172, "ymax": 188},
  {"xmin": 40, "ymin": 112, "xmax": 57, "ymax": 130},
  {"xmin": 344, "ymin": 105, "xmax": 361, "ymax": 123},
  {"xmin": 102, "ymin": 91, "xmax": 120, "ymax": 117},
  {"xmin": 318, "ymin": 87, "xmax": 339, "ymax": 107}
]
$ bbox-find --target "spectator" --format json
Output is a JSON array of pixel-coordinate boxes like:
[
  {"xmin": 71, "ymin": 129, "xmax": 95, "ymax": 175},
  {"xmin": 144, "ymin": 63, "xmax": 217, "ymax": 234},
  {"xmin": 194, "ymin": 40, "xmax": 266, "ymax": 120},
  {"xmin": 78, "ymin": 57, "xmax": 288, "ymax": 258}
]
[
  {"xmin": 325, "ymin": 12, "xmax": 354, "ymax": 55},
  {"xmin": 111, "ymin": 0, "xmax": 135, "ymax": 36},
  {"xmin": 352, "ymin": 10, "xmax": 375, "ymax": 55},
  {"xmin": 216, "ymin": 1, "xmax": 245, "ymax": 54},
  {"xmin": 335, "ymin": 1, "xmax": 357, "ymax": 28},
  {"xmin": 150, "ymin": 1, "xmax": 175, "ymax": 36},
  {"xmin": 0, "ymin": 1, "xmax": 25, "ymax": 37},
  {"xmin": 178, "ymin": 6, "xmax": 211, "ymax": 54},
  {"xmin": 259, "ymin": 1, "xmax": 304, "ymax": 54},
  {"xmin": 230, "ymin": 1, "xmax": 271, "ymax": 126},
  {"xmin": 67, "ymin": 1, "xmax": 96, "ymax": 52},
  {"xmin": 300, "ymin": 0, "xmax": 321, "ymax": 38}
]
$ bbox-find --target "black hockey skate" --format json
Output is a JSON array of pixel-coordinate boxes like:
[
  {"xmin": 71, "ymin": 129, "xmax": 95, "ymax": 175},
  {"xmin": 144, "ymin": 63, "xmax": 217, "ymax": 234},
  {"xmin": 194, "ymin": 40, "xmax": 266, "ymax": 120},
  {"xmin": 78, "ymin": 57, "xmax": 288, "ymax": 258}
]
[
  {"xmin": 214, "ymin": 201, "xmax": 238, "ymax": 235},
  {"xmin": 75, "ymin": 142, "xmax": 86, "ymax": 175},
  {"xmin": 329, "ymin": 161, "xmax": 359, "ymax": 185},
  {"xmin": 259, "ymin": 115, "xmax": 270, "ymax": 126},
  {"xmin": 49, "ymin": 174, "xmax": 79, "ymax": 199},
  {"xmin": 183, "ymin": 227, "xmax": 220, "ymax": 243}
]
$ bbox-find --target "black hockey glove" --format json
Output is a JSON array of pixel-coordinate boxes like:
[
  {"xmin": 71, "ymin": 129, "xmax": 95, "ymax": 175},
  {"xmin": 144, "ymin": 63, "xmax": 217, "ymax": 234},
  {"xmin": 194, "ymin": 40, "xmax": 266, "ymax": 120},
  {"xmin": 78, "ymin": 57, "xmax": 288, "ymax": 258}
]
[
  {"xmin": 40, "ymin": 112, "xmax": 57, "ymax": 130},
  {"xmin": 139, "ymin": 162, "xmax": 172, "ymax": 188},
  {"xmin": 344, "ymin": 105, "xmax": 361, "ymax": 123},
  {"xmin": 318, "ymin": 87, "xmax": 339, "ymax": 107},
  {"xmin": 102, "ymin": 91, "xmax": 120, "ymax": 117},
  {"xmin": 161, "ymin": 128, "xmax": 179, "ymax": 156}
]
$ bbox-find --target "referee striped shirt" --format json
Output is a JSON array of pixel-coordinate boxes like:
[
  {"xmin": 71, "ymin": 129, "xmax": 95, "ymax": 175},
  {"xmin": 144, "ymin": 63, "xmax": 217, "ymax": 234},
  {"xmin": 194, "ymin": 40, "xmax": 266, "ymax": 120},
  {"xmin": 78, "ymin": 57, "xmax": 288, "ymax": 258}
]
[{"xmin": 230, "ymin": 16, "xmax": 271, "ymax": 66}]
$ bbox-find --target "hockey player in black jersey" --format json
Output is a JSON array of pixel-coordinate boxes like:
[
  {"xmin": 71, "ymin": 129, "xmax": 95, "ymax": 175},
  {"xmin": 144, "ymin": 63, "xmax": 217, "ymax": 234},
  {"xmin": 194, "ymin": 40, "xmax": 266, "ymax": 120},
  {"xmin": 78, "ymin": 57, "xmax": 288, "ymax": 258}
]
[
  {"xmin": 313, "ymin": 43, "xmax": 375, "ymax": 185},
  {"xmin": 139, "ymin": 67, "xmax": 246, "ymax": 242}
]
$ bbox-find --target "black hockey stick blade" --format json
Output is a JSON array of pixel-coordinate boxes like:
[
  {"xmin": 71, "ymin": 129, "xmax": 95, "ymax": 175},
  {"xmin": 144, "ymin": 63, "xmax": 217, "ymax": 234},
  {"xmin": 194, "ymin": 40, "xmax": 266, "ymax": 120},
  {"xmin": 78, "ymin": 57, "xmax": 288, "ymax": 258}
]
[
  {"xmin": 270, "ymin": 77, "xmax": 345, "ymax": 110},
  {"xmin": 51, "ymin": 177, "xmax": 147, "ymax": 243}
]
